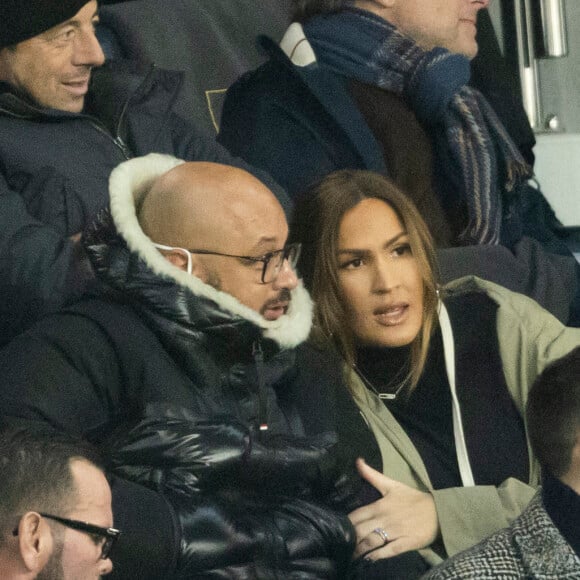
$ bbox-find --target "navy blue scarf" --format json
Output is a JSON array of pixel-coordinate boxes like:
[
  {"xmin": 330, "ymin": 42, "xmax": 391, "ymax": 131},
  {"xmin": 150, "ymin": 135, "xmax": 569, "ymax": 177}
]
[{"xmin": 303, "ymin": 8, "xmax": 532, "ymax": 245}]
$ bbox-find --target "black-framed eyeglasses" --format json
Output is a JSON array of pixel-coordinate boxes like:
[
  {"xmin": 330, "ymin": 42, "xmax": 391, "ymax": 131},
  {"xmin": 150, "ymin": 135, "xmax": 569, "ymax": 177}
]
[
  {"xmin": 189, "ymin": 243, "xmax": 301, "ymax": 284},
  {"xmin": 154, "ymin": 241, "xmax": 301, "ymax": 284},
  {"xmin": 13, "ymin": 513, "xmax": 121, "ymax": 560}
]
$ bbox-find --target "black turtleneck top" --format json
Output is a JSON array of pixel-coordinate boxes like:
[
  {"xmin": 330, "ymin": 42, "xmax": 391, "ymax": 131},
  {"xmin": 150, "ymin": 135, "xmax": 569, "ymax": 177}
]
[
  {"xmin": 357, "ymin": 329, "xmax": 462, "ymax": 489},
  {"xmin": 356, "ymin": 293, "xmax": 530, "ymax": 490}
]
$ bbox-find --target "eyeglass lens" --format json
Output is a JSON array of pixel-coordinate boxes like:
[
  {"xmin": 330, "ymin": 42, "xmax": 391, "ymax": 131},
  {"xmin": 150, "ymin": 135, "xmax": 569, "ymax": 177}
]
[
  {"xmin": 263, "ymin": 244, "xmax": 300, "ymax": 283},
  {"xmin": 101, "ymin": 536, "xmax": 116, "ymax": 560}
]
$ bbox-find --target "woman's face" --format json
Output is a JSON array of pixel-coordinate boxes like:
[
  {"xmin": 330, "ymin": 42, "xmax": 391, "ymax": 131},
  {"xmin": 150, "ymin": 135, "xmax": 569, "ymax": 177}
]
[{"xmin": 337, "ymin": 198, "xmax": 424, "ymax": 348}]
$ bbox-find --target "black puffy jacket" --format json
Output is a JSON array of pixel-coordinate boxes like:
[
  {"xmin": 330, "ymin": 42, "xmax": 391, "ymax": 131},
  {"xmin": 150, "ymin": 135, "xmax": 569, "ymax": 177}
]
[{"xmin": 0, "ymin": 155, "xmax": 380, "ymax": 579}]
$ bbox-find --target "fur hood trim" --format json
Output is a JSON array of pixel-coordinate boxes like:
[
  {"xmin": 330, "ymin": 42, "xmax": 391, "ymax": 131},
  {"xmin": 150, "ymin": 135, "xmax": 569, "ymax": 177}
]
[{"xmin": 108, "ymin": 154, "xmax": 313, "ymax": 348}]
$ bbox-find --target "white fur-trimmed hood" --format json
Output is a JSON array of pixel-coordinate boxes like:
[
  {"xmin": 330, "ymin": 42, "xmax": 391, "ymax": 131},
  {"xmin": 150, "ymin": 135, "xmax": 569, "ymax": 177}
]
[{"xmin": 107, "ymin": 153, "xmax": 313, "ymax": 348}]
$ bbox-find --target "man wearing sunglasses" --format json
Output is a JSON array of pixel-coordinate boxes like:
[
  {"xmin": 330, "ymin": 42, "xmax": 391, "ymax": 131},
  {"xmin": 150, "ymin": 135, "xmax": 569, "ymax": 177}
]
[
  {"xmin": 0, "ymin": 426, "xmax": 118, "ymax": 579},
  {"xmin": 0, "ymin": 154, "xmax": 387, "ymax": 579}
]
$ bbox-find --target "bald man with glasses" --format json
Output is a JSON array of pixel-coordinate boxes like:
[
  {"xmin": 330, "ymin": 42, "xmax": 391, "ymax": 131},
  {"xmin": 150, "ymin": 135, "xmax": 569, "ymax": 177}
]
[{"xmin": 0, "ymin": 154, "xmax": 388, "ymax": 580}]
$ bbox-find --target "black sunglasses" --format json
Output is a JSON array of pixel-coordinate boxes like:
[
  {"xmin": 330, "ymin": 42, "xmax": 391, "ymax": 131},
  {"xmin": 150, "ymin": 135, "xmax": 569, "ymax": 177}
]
[{"xmin": 13, "ymin": 513, "xmax": 121, "ymax": 560}]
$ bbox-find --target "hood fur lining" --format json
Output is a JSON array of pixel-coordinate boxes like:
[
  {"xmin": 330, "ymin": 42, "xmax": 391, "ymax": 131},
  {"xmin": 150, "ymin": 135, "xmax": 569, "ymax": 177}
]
[{"xmin": 108, "ymin": 154, "xmax": 312, "ymax": 348}]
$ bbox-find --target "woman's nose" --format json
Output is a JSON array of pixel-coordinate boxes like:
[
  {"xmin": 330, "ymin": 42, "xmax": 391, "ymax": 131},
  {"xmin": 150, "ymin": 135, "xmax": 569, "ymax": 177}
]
[{"xmin": 372, "ymin": 259, "xmax": 397, "ymax": 293}]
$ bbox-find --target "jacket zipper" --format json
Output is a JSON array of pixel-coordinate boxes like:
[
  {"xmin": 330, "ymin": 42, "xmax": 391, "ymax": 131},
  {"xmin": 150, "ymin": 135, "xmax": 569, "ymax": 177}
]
[
  {"xmin": 438, "ymin": 302, "xmax": 476, "ymax": 487},
  {"xmin": 252, "ymin": 340, "xmax": 269, "ymax": 434},
  {"xmin": 89, "ymin": 121, "xmax": 132, "ymax": 160},
  {"xmin": 111, "ymin": 83, "xmax": 134, "ymax": 159}
]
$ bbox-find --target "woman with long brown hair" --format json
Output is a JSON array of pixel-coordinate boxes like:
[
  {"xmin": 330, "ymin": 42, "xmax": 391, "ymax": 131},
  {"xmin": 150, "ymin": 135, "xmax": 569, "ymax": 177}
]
[{"xmin": 291, "ymin": 169, "xmax": 580, "ymax": 568}]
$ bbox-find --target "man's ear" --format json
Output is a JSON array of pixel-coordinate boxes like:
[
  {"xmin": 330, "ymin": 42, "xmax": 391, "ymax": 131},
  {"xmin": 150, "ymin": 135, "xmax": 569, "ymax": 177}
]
[
  {"xmin": 161, "ymin": 249, "xmax": 206, "ymax": 279},
  {"xmin": 17, "ymin": 512, "xmax": 53, "ymax": 574},
  {"xmin": 162, "ymin": 249, "xmax": 189, "ymax": 271}
]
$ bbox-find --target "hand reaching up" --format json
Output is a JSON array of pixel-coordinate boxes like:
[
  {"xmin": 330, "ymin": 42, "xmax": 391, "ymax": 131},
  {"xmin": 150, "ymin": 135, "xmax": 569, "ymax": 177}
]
[{"xmin": 348, "ymin": 458, "xmax": 440, "ymax": 560}]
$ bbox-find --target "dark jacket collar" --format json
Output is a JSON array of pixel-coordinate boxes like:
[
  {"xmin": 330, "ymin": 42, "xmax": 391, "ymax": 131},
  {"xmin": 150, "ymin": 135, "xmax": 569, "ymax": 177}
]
[
  {"xmin": 0, "ymin": 80, "xmax": 82, "ymax": 119},
  {"xmin": 259, "ymin": 30, "xmax": 386, "ymax": 174},
  {"xmin": 0, "ymin": 60, "xmax": 183, "ymax": 135}
]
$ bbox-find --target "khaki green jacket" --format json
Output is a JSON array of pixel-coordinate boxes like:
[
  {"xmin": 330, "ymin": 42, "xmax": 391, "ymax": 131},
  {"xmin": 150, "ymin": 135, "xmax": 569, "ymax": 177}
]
[{"xmin": 346, "ymin": 277, "xmax": 580, "ymax": 565}]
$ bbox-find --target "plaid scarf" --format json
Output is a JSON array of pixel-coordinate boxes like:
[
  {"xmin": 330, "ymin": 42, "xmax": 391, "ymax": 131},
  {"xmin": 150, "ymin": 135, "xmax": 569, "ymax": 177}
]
[{"xmin": 303, "ymin": 8, "xmax": 532, "ymax": 245}]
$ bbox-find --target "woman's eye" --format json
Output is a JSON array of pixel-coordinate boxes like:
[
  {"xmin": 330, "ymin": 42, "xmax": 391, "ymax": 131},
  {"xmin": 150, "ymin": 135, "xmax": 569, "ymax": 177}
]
[
  {"xmin": 340, "ymin": 258, "xmax": 364, "ymax": 269},
  {"xmin": 393, "ymin": 243, "xmax": 412, "ymax": 257}
]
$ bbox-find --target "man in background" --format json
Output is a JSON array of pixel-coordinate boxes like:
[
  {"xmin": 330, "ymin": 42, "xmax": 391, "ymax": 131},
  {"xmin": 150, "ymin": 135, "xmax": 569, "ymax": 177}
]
[
  {"xmin": 0, "ymin": 426, "xmax": 117, "ymax": 579},
  {"xmin": 219, "ymin": 0, "xmax": 580, "ymax": 325}
]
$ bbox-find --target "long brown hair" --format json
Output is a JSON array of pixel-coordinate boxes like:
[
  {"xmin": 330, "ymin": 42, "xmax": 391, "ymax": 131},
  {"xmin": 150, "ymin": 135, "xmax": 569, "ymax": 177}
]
[{"xmin": 291, "ymin": 169, "xmax": 440, "ymax": 392}]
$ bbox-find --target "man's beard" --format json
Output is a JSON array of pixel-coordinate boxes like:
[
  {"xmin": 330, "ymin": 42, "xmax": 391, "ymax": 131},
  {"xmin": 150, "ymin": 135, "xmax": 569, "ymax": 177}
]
[
  {"xmin": 37, "ymin": 539, "xmax": 64, "ymax": 580},
  {"xmin": 205, "ymin": 268, "xmax": 222, "ymax": 291}
]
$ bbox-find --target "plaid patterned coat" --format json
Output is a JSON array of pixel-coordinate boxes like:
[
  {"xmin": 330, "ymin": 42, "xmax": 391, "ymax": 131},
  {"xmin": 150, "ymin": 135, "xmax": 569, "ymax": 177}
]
[{"xmin": 423, "ymin": 493, "xmax": 580, "ymax": 579}]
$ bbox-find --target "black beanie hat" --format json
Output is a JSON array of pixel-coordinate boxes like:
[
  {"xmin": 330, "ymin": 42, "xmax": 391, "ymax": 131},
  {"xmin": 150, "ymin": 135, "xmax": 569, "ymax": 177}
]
[{"xmin": 0, "ymin": 0, "xmax": 93, "ymax": 49}]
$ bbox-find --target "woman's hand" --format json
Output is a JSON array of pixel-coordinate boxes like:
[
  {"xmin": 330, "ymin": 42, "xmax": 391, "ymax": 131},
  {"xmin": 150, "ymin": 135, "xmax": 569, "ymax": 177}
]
[{"xmin": 348, "ymin": 458, "xmax": 440, "ymax": 560}]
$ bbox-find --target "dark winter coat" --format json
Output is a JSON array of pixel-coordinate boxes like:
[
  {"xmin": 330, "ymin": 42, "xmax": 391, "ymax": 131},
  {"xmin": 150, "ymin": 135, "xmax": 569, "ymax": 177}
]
[{"xmin": 219, "ymin": 34, "xmax": 385, "ymax": 200}]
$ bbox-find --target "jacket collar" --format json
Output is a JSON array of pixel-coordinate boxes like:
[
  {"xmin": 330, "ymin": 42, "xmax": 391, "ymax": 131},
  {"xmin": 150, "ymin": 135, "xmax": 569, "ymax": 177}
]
[
  {"xmin": 0, "ymin": 80, "xmax": 81, "ymax": 119},
  {"xmin": 93, "ymin": 153, "xmax": 313, "ymax": 349},
  {"xmin": 260, "ymin": 26, "xmax": 386, "ymax": 174},
  {"xmin": 0, "ymin": 61, "xmax": 183, "ymax": 135}
]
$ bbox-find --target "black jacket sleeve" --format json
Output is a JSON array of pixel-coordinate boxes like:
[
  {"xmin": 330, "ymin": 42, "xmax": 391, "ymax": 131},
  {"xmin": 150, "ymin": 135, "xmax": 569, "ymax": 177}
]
[
  {"xmin": 168, "ymin": 492, "xmax": 355, "ymax": 579},
  {"xmin": 0, "ymin": 169, "xmax": 93, "ymax": 344},
  {"xmin": 107, "ymin": 407, "xmax": 356, "ymax": 579},
  {"xmin": 105, "ymin": 402, "xmax": 358, "ymax": 577},
  {"xmin": 108, "ymin": 403, "xmax": 343, "ymax": 499}
]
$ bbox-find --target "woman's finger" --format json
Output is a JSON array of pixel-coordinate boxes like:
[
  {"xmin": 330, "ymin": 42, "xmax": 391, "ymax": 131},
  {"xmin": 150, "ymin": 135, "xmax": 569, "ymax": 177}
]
[
  {"xmin": 348, "ymin": 500, "xmax": 382, "ymax": 526},
  {"xmin": 353, "ymin": 526, "xmax": 393, "ymax": 558},
  {"xmin": 358, "ymin": 536, "xmax": 412, "ymax": 561},
  {"xmin": 356, "ymin": 457, "xmax": 397, "ymax": 495}
]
